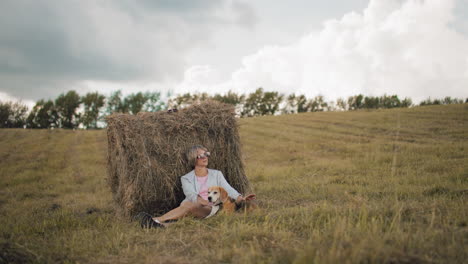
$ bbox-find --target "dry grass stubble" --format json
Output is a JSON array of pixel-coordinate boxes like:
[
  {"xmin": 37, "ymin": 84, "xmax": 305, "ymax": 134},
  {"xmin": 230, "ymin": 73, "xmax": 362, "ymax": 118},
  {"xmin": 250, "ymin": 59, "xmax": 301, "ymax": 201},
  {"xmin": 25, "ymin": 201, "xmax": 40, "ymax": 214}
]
[{"xmin": 0, "ymin": 104, "xmax": 466, "ymax": 263}]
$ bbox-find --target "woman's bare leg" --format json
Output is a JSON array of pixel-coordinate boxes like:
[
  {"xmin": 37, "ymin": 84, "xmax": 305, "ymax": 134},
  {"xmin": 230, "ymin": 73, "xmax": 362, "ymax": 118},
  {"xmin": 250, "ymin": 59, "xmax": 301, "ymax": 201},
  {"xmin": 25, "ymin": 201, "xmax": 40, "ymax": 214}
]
[
  {"xmin": 153, "ymin": 201, "xmax": 211, "ymax": 223},
  {"xmin": 190, "ymin": 204, "xmax": 212, "ymax": 218},
  {"xmin": 153, "ymin": 202, "xmax": 192, "ymax": 222}
]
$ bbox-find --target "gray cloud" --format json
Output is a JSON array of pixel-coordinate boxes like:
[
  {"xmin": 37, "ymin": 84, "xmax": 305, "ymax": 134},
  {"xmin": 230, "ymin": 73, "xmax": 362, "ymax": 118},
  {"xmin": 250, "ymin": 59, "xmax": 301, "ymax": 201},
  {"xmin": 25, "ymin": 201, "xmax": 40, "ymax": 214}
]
[
  {"xmin": 0, "ymin": 0, "xmax": 257, "ymax": 100},
  {"xmin": 231, "ymin": 1, "xmax": 258, "ymax": 29}
]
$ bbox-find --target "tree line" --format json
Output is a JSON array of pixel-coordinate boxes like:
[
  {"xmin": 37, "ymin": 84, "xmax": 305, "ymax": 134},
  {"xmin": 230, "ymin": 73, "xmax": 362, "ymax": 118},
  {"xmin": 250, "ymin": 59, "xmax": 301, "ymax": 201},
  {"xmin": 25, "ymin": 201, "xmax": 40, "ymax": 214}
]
[
  {"xmin": 0, "ymin": 90, "xmax": 165, "ymax": 129},
  {"xmin": 1, "ymin": 88, "xmax": 467, "ymax": 129}
]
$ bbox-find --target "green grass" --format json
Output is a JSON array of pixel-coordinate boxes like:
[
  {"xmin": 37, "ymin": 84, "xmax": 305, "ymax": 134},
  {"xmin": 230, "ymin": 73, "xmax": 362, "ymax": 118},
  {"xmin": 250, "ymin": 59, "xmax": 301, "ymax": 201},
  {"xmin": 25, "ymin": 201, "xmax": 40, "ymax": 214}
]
[{"xmin": 1, "ymin": 104, "xmax": 467, "ymax": 263}]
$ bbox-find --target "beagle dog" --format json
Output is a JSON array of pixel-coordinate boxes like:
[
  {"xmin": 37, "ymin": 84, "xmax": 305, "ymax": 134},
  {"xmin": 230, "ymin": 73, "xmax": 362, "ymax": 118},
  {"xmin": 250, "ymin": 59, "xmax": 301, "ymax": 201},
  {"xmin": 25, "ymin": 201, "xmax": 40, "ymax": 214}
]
[{"xmin": 206, "ymin": 186, "xmax": 256, "ymax": 218}]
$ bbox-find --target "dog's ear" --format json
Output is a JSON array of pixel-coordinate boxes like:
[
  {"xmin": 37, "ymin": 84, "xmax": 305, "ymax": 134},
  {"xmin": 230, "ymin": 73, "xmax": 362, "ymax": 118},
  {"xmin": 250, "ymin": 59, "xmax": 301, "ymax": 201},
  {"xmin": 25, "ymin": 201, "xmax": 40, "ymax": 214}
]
[{"xmin": 219, "ymin": 187, "xmax": 229, "ymax": 203}]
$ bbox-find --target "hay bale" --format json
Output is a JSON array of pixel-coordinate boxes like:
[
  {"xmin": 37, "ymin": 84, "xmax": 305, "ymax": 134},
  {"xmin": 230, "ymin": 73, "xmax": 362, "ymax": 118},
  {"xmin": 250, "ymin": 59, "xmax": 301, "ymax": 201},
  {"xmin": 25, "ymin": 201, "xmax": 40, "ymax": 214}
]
[{"xmin": 106, "ymin": 100, "xmax": 251, "ymax": 218}]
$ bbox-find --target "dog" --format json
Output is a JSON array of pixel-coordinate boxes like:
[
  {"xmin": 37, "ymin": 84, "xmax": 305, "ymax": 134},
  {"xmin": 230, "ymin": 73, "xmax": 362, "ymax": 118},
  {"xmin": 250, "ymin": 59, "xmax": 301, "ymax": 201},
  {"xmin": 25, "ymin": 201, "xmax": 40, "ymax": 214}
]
[{"xmin": 206, "ymin": 186, "xmax": 256, "ymax": 218}]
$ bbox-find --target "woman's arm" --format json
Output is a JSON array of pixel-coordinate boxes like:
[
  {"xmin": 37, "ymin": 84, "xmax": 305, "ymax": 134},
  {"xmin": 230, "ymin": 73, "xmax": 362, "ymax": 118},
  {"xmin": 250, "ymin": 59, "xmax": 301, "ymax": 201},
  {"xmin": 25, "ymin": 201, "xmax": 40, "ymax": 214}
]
[
  {"xmin": 181, "ymin": 176, "xmax": 198, "ymax": 202},
  {"xmin": 217, "ymin": 171, "xmax": 241, "ymax": 200}
]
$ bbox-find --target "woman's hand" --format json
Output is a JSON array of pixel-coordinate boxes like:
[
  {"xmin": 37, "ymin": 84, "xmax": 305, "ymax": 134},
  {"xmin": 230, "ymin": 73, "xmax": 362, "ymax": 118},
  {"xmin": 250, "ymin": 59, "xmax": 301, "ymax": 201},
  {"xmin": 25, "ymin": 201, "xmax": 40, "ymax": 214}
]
[
  {"xmin": 244, "ymin": 194, "xmax": 256, "ymax": 201},
  {"xmin": 236, "ymin": 194, "xmax": 256, "ymax": 204},
  {"xmin": 197, "ymin": 195, "xmax": 210, "ymax": 206}
]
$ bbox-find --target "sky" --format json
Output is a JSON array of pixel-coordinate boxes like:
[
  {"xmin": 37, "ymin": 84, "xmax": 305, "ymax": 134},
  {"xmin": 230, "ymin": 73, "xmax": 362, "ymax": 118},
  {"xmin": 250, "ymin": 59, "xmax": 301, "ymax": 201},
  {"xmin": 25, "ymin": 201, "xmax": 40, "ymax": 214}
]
[{"xmin": 1, "ymin": 0, "xmax": 468, "ymax": 107}]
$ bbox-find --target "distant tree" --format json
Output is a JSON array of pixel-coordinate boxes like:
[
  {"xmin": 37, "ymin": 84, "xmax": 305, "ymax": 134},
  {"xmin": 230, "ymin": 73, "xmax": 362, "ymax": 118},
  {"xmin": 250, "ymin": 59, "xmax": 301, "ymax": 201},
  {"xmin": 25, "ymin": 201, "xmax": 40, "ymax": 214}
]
[
  {"xmin": 283, "ymin": 94, "xmax": 297, "ymax": 114},
  {"xmin": 10, "ymin": 101, "xmax": 28, "ymax": 128},
  {"xmin": 259, "ymin": 90, "xmax": 283, "ymax": 115},
  {"xmin": 212, "ymin": 91, "xmax": 245, "ymax": 106},
  {"xmin": 442, "ymin": 96, "xmax": 463, "ymax": 104},
  {"xmin": 0, "ymin": 102, "xmax": 8, "ymax": 127},
  {"xmin": 401, "ymin": 97, "xmax": 412, "ymax": 108},
  {"xmin": 81, "ymin": 92, "xmax": 105, "ymax": 129},
  {"xmin": 296, "ymin": 95, "xmax": 309, "ymax": 113},
  {"xmin": 106, "ymin": 90, "xmax": 126, "ymax": 114},
  {"xmin": 0, "ymin": 101, "xmax": 29, "ymax": 128},
  {"xmin": 191, "ymin": 93, "xmax": 210, "ymax": 105},
  {"xmin": 326, "ymin": 100, "xmax": 337, "ymax": 111},
  {"xmin": 168, "ymin": 93, "xmax": 192, "ymax": 109},
  {"xmin": 107, "ymin": 91, "xmax": 167, "ymax": 115},
  {"xmin": 307, "ymin": 95, "xmax": 327, "ymax": 112},
  {"xmin": 142, "ymin": 91, "xmax": 166, "ymax": 112},
  {"xmin": 168, "ymin": 92, "xmax": 210, "ymax": 109},
  {"xmin": 55, "ymin": 90, "xmax": 81, "ymax": 128},
  {"xmin": 363, "ymin": 96, "xmax": 380, "ymax": 109},
  {"xmin": 283, "ymin": 94, "xmax": 310, "ymax": 114},
  {"xmin": 381, "ymin": 95, "xmax": 401, "ymax": 109},
  {"xmin": 123, "ymin": 92, "xmax": 148, "ymax": 114},
  {"xmin": 420, "ymin": 97, "xmax": 443, "ymax": 106},
  {"xmin": 443, "ymin": 96, "xmax": 453, "ymax": 105},
  {"xmin": 242, "ymin": 88, "xmax": 264, "ymax": 117},
  {"xmin": 336, "ymin": 97, "xmax": 348, "ymax": 111},
  {"xmin": 212, "ymin": 91, "xmax": 245, "ymax": 116},
  {"xmin": 348, "ymin": 94, "xmax": 364, "ymax": 110},
  {"xmin": 242, "ymin": 88, "xmax": 284, "ymax": 116},
  {"xmin": 27, "ymin": 99, "xmax": 59, "ymax": 128},
  {"xmin": 419, "ymin": 98, "xmax": 432, "ymax": 106},
  {"xmin": 420, "ymin": 96, "xmax": 464, "ymax": 106}
]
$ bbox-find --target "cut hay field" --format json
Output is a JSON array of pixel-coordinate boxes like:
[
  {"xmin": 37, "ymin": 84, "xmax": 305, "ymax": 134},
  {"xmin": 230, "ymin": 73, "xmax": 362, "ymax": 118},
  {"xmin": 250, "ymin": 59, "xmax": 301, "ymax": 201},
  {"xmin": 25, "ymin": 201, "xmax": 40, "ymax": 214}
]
[{"xmin": 0, "ymin": 104, "xmax": 467, "ymax": 264}]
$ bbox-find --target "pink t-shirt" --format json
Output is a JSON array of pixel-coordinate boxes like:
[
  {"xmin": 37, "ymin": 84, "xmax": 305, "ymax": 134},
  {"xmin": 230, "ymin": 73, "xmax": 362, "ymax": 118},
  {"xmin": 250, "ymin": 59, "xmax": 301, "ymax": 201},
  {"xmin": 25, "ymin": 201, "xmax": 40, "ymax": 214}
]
[{"xmin": 196, "ymin": 175, "xmax": 209, "ymax": 200}]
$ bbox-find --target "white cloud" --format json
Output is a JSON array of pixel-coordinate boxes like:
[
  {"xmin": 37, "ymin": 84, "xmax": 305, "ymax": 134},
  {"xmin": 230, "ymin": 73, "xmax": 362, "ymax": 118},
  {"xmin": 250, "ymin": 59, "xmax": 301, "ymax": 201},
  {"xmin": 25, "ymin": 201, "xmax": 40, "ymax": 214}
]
[{"xmin": 176, "ymin": 0, "xmax": 468, "ymax": 102}]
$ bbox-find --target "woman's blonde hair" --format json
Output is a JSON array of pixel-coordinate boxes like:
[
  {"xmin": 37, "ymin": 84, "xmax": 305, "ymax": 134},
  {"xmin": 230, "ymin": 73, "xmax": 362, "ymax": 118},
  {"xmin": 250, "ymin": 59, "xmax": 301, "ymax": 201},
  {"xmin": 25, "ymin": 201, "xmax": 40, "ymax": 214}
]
[{"xmin": 187, "ymin": 145, "xmax": 208, "ymax": 168}]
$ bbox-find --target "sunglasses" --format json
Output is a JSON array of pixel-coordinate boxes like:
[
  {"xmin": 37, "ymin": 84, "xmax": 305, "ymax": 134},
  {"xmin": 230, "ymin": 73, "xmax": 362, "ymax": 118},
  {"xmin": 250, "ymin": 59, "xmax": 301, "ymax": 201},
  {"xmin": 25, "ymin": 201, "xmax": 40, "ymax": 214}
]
[
  {"xmin": 167, "ymin": 108, "xmax": 178, "ymax": 113},
  {"xmin": 197, "ymin": 152, "xmax": 210, "ymax": 159}
]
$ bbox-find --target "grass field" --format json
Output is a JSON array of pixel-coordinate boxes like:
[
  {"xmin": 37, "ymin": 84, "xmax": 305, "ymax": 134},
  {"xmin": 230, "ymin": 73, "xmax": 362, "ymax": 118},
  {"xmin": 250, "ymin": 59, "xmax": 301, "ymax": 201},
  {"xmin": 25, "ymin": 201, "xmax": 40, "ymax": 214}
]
[{"xmin": 0, "ymin": 104, "xmax": 467, "ymax": 263}]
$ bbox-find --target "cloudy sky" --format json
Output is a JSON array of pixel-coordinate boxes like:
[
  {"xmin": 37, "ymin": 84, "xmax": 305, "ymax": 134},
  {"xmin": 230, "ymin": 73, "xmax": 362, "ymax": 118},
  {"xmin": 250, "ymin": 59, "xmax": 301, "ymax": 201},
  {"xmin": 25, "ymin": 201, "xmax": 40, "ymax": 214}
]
[{"xmin": 1, "ymin": 0, "xmax": 468, "ymax": 106}]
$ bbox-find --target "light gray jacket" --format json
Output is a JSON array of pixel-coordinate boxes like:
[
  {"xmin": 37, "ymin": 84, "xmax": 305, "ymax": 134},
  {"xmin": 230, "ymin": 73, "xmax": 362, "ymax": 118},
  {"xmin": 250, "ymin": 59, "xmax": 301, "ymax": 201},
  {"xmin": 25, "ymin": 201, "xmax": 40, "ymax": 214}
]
[{"xmin": 181, "ymin": 169, "xmax": 241, "ymax": 203}]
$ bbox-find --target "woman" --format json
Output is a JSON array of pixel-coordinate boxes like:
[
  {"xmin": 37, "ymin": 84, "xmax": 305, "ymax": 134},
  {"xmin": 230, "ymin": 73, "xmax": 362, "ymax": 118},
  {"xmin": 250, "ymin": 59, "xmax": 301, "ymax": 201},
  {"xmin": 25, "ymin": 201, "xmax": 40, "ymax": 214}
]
[{"xmin": 138, "ymin": 145, "xmax": 256, "ymax": 228}]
